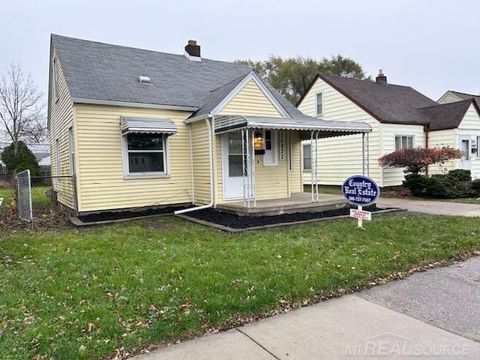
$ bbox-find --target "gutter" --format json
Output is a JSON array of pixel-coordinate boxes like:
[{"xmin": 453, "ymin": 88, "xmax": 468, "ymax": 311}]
[{"xmin": 175, "ymin": 116, "xmax": 215, "ymax": 214}]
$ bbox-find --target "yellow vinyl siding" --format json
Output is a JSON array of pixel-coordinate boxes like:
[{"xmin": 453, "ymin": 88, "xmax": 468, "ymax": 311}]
[
  {"xmin": 219, "ymin": 80, "xmax": 282, "ymax": 117},
  {"xmin": 191, "ymin": 121, "xmax": 212, "ymax": 205},
  {"xmin": 74, "ymin": 104, "xmax": 193, "ymax": 212},
  {"xmin": 381, "ymin": 123, "xmax": 426, "ymax": 186},
  {"xmin": 298, "ymin": 78, "xmax": 382, "ymax": 186},
  {"xmin": 49, "ymin": 52, "xmax": 75, "ymax": 209},
  {"xmin": 429, "ymin": 129, "xmax": 457, "ymax": 175},
  {"xmin": 289, "ymin": 132, "xmax": 302, "ymax": 193}
]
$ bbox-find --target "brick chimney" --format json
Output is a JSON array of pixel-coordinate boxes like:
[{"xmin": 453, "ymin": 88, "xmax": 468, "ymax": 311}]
[
  {"xmin": 185, "ymin": 40, "xmax": 201, "ymax": 60},
  {"xmin": 376, "ymin": 69, "xmax": 387, "ymax": 85}
]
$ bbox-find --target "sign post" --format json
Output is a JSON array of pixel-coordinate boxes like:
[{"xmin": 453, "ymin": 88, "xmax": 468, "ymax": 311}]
[{"xmin": 341, "ymin": 175, "xmax": 380, "ymax": 229}]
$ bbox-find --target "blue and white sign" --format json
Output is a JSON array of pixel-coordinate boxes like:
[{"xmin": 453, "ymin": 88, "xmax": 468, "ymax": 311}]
[{"xmin": 342, "ymin": 175, "xmax": 380, "ymax": 207}]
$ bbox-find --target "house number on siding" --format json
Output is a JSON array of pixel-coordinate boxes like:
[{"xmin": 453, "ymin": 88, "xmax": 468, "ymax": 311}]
[{"xmin": 279, "ymin": 132, "xmax": 286, "ymax": 160}]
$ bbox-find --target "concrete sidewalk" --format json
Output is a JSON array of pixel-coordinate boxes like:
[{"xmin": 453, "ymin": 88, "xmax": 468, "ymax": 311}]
[
  {"xmin": 378, "ymin": 197, "xmax": 480, "ymax": 216},
  {"xmin": 134, "ymin": 257, "xmax": 480, "ymax": 360}
]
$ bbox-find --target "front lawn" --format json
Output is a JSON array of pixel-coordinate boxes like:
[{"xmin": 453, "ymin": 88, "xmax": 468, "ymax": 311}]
[{"xmin": 1, "ymin": 214, "xmax": 480, "ymax": 359}]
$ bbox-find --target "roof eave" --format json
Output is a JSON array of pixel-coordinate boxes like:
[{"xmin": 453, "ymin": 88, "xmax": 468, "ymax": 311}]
[{"xmin": 71, "ymin": 98, "xmax": 198, "ymax": 112}]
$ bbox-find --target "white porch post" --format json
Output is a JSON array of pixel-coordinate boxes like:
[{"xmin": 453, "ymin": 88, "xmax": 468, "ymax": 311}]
[
  {"xmin": 315, "ymin": 131, "xmax": 319, "ymax": 202},
  {"xmin": 366, "ymin": 132, "xmax": 370, "ymax": 177},
  {"xmin": 362, "ymin": 132, "xmax": 366, "ymax": 176},
  {"xmin": 310, "ymin": 131, "xmax": 316, "ymax": 202},
  {"xmin": 247, "ymin": 129, "xmax": 251, "ymax": 208},
  {"xmin": 241, "ymin": 129, "xmax": 246, "ymax": 207},
  {"xmin": 250, "ymin": 128, "xmax": 256, "ymax": 208}
]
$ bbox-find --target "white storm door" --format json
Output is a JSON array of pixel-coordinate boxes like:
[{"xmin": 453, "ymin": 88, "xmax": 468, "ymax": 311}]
[
  {"xmin": 222, "ymin": 132, "xmax": 246, "ymax": 200},
  {"xmin": 459, "ymin": 136, "xmax": 471, "ymax": 170}
]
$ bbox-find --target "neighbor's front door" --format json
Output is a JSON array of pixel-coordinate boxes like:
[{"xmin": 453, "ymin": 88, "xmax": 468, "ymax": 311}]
[
  {"xmin": 459, "ymin": 136, "xmax": 471, "ymax": 170},
  {"xmin": 222, "ymin": 132, "xmax": 249, "ymax": 200}
]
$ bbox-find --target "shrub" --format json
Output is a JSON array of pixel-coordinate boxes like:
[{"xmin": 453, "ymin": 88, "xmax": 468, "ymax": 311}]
[
  {"xmin": 471, "ymin": 179, "xmax": 480, "ymax": 195},
  {"xmin": 1, "ymin": 141, "xmax": 39, "ymax": 176},
  {"xmin": 404, "ymin": 170, "xmax": 476, "ymax": 199},
  {"xmin": 379, "ymin": 147, "xmax": 462, "ymax": 174},
  {"xmin": 446, "ymin": 169, "xmax": 471, "ymax": 182},
  {"xmin": 403, "ymin": 174, "xmax": 428, "ymax": 196}
]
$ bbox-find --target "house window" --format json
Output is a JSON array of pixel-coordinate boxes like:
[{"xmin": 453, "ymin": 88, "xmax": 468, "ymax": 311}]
[
  {"xmin": 395, "ymin": 135, "xmax": 414, "ymax": 151},
  {"xmin": 124, "ymin": 133, "xmax": 166, "ymax": 175},
  {"xmin": 68, "ymin": 127, "xmax": 75, "ymax": 175},
  {"xmin": 316, "ymin": 93, "xmax": 323, "ymax": 116},
  {"xmin": 53, "ymin": 57, "xmax": 60, "ymax": 102},
  {"xmin": 303, "ymin": 143, "xmax": 312, "ymax": 171},
  {"xmin": 55, "ymin": 139, "xmax": 60, "ymax": 176},
  {"xmin": 263, "ymin": 130, "xmax": 277, "ymax": 166}
]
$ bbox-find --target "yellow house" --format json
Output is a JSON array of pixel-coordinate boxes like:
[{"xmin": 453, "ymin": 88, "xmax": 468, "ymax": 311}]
[{"xmin": 48, "ymin": 35, "xmax": 371, "ymax": 216}]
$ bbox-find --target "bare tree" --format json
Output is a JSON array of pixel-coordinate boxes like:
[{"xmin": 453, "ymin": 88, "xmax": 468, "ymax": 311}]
[
  {"xmin": 0, "ymin": 64, "xmax": 45, "ymax": 154},
  {"xmin": 20, "ymin": 116, "xmax": 48, "ymax": 143}
]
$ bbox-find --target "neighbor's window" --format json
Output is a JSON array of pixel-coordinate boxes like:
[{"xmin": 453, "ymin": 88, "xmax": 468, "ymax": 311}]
[
  {"xmin": 303, "ymin": 143, "xmax": 312, "ymax": 171},
  {"xmin": 316, "ymin": 93, "xmax": 323, "ymax": 116},
  {"xmin": 125, "ymin": 133, "xmax": 166, "ymax": 175},
  {"xmin": 395, "ymin": 135, "xmax": 414, "ymax": 151}
]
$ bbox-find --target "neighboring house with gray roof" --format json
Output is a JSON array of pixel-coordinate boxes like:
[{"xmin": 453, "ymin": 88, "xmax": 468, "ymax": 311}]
[
  {"xmin": 48, "ymin": 35, "xmax": 370, "ymax": 214},
  {"xmin": 438, "ymin": 90, "xmax": 480, "ymax": 107},
  {"xmin": 297, "ymin": 71, "xmax": 480, "ymax": 186}
]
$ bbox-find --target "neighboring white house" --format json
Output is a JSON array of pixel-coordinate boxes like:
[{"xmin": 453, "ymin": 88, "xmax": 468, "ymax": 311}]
[
  {"xmin": 438, "ymin": 90, "xmax": 480, "ymax": 105},
  {"xmin": 297, "ymin": 72, "xmax": 480, "ymax": 186}
]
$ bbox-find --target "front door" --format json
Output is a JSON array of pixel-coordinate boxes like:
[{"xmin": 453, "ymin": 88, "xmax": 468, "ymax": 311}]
[
  {"xmin": 459, "ymin": 136, "xmax": 471, "ymax": 170},
  {"xmin": 222, "ymin": 132, "xmax": 249, "ymax": 199}
]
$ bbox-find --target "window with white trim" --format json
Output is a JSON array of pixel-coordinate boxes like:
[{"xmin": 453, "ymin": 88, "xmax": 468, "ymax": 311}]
[
  {"xmin": 55, "ymin": 139, "xmax": 60, "ymax": 176},
  {"xmin": 303, "ymin": 143, "xmax": 312, "ymax": 171},
  {"xmin": 316, "ymin": 93, "xmax": 323, "ymax": 116},
  {"xmin": 263, "ymin": 130, "xmax": 277, "ymax": 166},
  {"xmin": 53, "ymin": 57, "xmax": 60, "ymax": 102},
  {"xmin": 395, "ymin": 135, "xmax": 414, "ymax": 151},
  {"xmin": 123, "ymin": 133, "xmax": 167, "ymax": 175},
  {"xmin": 68, "ymin": 127, "xmax": 75, "ymax": 175}
]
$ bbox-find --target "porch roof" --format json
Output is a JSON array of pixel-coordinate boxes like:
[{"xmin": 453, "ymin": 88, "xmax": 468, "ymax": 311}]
[{"xmin": 214, "ymin": 115, "xmax": 371, "ymax": 137}]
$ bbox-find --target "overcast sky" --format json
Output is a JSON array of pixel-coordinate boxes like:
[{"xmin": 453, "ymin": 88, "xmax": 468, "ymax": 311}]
[{"xmin": 1, "ymin": 0, "xmax": 479, "ymax": 104}]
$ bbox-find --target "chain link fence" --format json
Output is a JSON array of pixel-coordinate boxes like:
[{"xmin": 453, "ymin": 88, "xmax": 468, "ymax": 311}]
[{"xmin": 0, "ymin": 174, "xmax": 77, "ymax": 225}]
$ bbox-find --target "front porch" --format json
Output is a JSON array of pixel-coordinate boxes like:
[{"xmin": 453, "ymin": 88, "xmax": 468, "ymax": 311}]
[
  {"xmin": 217, "ymin": 192, "xmax": 347, "ymax": 216},
  {"xmin": 214, "ymin": 115, "xmax": 372, "ymax": 216}
]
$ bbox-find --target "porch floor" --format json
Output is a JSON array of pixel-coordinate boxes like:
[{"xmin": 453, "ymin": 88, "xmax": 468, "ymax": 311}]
[{"xmin": 217, "ymin": 192, "xmax": 348, "ymax": 216}]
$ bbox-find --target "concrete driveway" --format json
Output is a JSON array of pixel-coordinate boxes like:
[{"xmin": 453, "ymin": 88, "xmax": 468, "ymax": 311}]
[
  {"xmin": 134, "ymin": 257, "xmax": 480, "ymax": 360},
  {"xmin": 378, "ymin": 197, "xmax": 480, "ymax": 217}
]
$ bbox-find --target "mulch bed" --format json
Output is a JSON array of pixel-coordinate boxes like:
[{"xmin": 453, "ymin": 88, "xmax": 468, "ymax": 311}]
[
  {"xmin": 76, "ymin": 204, "xmax": 190, "ymax": 224},
  {"xmin": 179, "ymin": 205, "xmax": 401, "ymax": 232}
]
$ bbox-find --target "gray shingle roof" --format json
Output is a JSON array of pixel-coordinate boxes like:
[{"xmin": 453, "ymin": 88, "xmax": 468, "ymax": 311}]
[
  {"xmin": 316, "ymin": 75, "xmax": 438, "ymax": 125},
  {"xmin": 448, "ymin": 91, "xmax": 480, "ymax": 109},
  {"xmin": 51, "ymin": 34, "xmax": 303, "ymax": 118},
  {"xmin": 299, "ymin": 75, "xmax": 480, "ymax": 131},
  {"xmin": 52, "ymin": 34, "xmax": 252, "ymax": 109},
  {"xmin": 419, "ymin": 100, "xmax": 473, "ymax": 131}
]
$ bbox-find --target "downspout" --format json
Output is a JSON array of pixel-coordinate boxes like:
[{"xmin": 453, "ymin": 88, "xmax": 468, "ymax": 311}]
[
  {"xmin": 188, "ymin": 123, "xmax": 194, "ymax": 204},
  {"xmin": 424, "ymin": 124, "xmax": 429, "ymax": 176},
  {"xmin": 175, "ymin": 116, "xmax": 214, "ymax": 214}
]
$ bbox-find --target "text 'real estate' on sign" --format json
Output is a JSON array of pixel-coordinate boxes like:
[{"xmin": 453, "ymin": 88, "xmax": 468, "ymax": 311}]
[{"xmin": 342, "ymin": 175, "xmax": 380, "ymax": 207}]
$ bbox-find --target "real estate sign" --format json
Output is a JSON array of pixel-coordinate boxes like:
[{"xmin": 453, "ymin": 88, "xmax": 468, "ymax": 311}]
[{"xmin": 342, "ymin": 175, "xmax": 380, "ymax": 228}]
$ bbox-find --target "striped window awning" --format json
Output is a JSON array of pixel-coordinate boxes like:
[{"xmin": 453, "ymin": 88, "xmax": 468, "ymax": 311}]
[{"xmin": 121, "ymin": 117, "xmax": 177, "ymax": 135}]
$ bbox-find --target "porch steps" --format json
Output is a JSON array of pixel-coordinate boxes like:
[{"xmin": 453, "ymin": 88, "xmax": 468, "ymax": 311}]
[{"xmin": 216, "ymin": 192, "xmax": 348, "ymax": 216}]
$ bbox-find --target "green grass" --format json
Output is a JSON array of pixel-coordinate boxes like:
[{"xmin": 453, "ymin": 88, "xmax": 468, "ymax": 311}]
[
  {"xmin": 0, "ymin": 186, "xmax": 51, "ymax": 211},
  {"xmin": 1, "ymin": 214, "xmax": 480, "ymax": 359}
]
